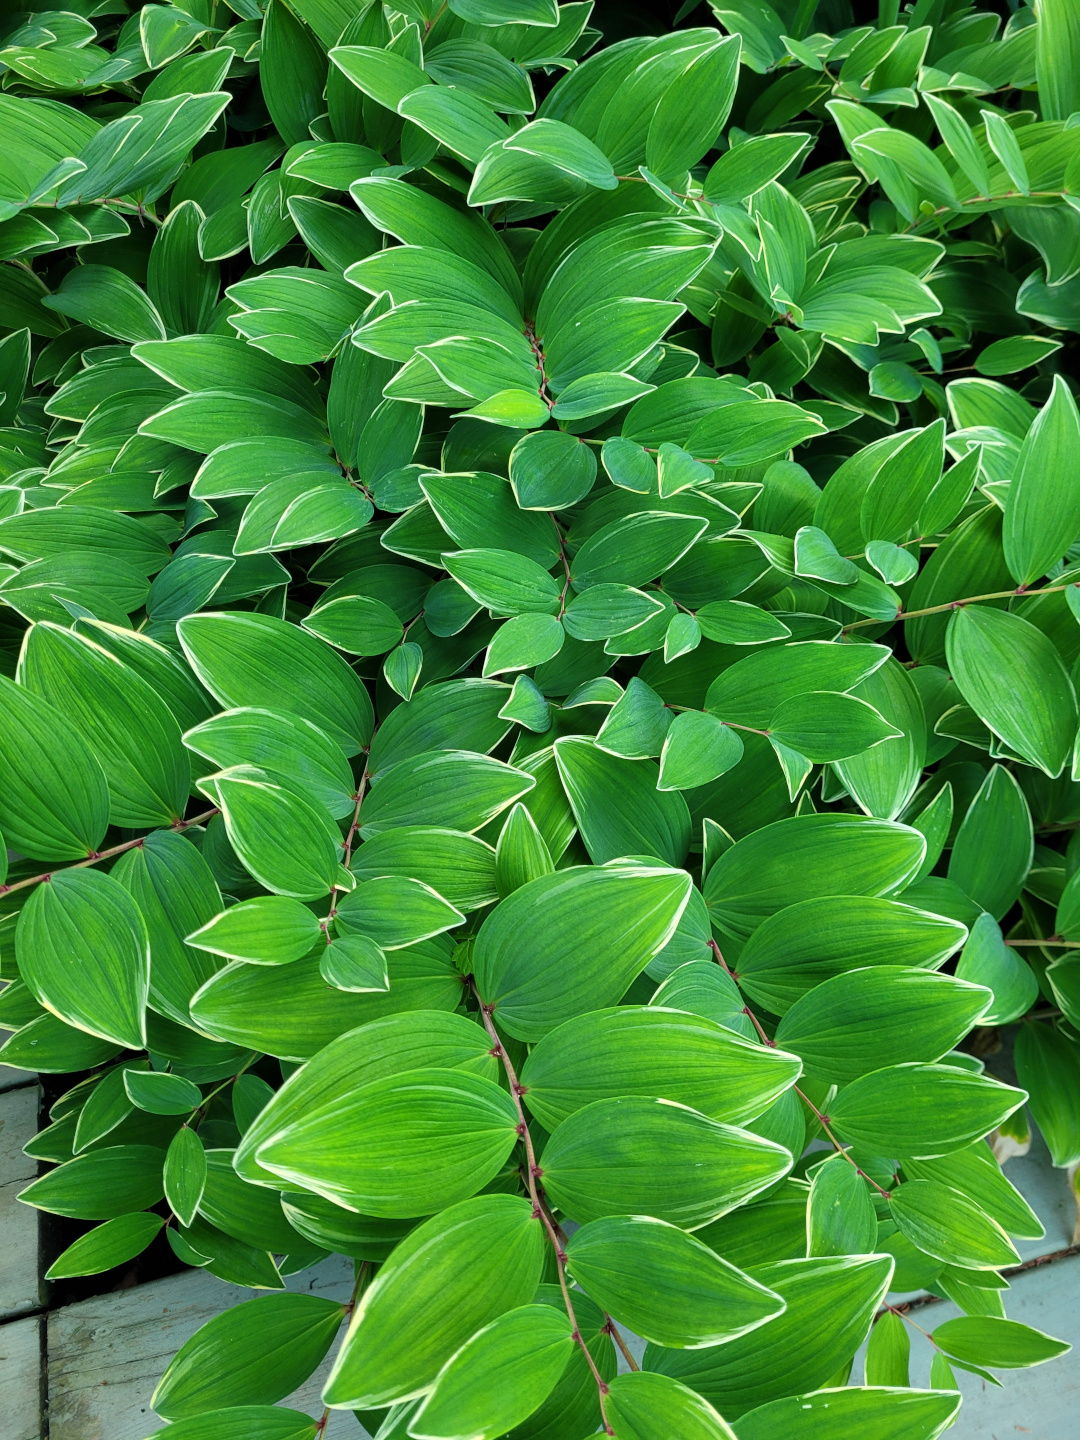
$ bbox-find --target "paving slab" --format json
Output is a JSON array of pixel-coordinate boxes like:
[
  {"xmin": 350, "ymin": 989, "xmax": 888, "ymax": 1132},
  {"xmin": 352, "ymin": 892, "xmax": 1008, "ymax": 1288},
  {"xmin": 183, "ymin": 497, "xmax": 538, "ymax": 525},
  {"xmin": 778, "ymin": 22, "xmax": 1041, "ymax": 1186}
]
[
  {"xmin": 47, "ymin": 1255, "xmax": 364, "ymax": 1440},
  {"xmin": 0, "ymin": 1082, "xmax": 40, "ymax": 1320},
  {"xmin": 862, "ymin": 1253, "xmax": 1080, "ymax": 1438},
  {"xmin": 0, "ymin": 1314, "xmax": 43, "ymax": 1440}
]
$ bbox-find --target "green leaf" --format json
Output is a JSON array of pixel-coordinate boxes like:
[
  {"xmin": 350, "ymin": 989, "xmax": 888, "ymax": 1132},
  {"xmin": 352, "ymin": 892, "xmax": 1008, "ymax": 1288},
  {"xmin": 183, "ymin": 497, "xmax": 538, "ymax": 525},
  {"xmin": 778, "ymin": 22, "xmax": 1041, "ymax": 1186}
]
[
  {"xmin": 42, "ymin": 265, "xmax": 166, "ymax": 343},
  {"xmin": 1014, "ymin": 1021, "xmax": 1080, "ymax": 1166},
  {"xmin": 606, "ymin": 1371, "xmax": 738, "ymax": 1439},
  {"xmin": 17, "ymin": 868, "xmax": 148, "ymax": 1049},
  {"xmin": 165, "ymin": 1125, "xmax": 206, "ymax": 1228},
  {"xmin": 520, "ymin": 1004, "xmax": 799, "ymax": 1129},
  {"xmin": 335, "ymin": 875, "xmax": 464, "ymax": 948},
  {"xmin": 20, "ymin": 621, "xmax": 189, "ymax": 827},
  {"xmin": 127, "ymin": 1410, "xmax": 317, "ymax": 1440},
  {"xmin": 975, "ymin": 335, "xmax": 1062, "ymax": 377},
  {"xmin": 146, "ymin": 201, "xmax": 220, "ymax": 338},
  {"xmin": 350, "ymin": 826, "xmax": 497, "ymax": 912},
  {"xmin": 956, "ymin": 913, "xmax": 1039, "ymax": 1025},
  {"xmin": 659, "ymin": 711, "xmax": 744, "ymax": 791},
  {"xmin": 705, "ymin": 814, "xmax": 926, "ymax": 939},
  {"xmin": 444, "ymin": 548, "xmax": 561, "ymax": 616},
  {"xmin": 570, "ymin": 512, "xmax": 707, "ymax": 590},
  {"xmin": 234, "ymin": 1075, "xmax": 274, "ymax": 1136},
  {"xmin": 732, "ymin": 894, "xmax": 967, "ymax": 1014},
  {"xmin": 828, "ymin": 1063, "xmax": 1027, "ymax": 1158},
  {"xmin": 767, "ymin": 690, "xmax": 900, "ymax": 763},
  {"xmin": 0, "ymin": 674, "xmax": 108, "ymax": 860},
  {"xmin": 494, "ymin": 801, "xmax": 553, "ymax": 897},
  {"xmin": 369, "ymin": 678, "xmax": 512, "ymax": 775},
  {"xmin": 255, "ymin": 1065, "xmax": 518, "ymax": 1216},
  {"xmin": 541, "ymin": 1095, "xmax": 791, "ymax": 1228},
  {"xmin": 178, "ymin": 611, "xmax": 374, "ymax": 756},
  {"xmin": 833, "ymin": 657, "xmax": 927, "ymax": 822},
  {"xmin": 233, "ymin": 1009, "xmax": 496, "ymax": 1183},
  {"xmin": 509, "ymin": 429, "xmax": 597, "ymax": 510},
  {"xmin": 646, "ymin": 37, "xmax": 740, "ymax": 185},
  {"xmin": 555, "ymin": 736, "xmax": 691, "ymax": 865},
  {"xmin": 869, "ymin": 361, "xmax": 923, "ymax": 404},
  {"xmin": 360, "ymin": 751, "xmax": 534, "ymax": 836},
  {"xmin": 982, "ymin": 110, "xmax": 1029, "ymax": 194},
  {"xmin": 45, "ymin": 1211, "xmax": 164, "ymax": 1280},
  {"xmin": 321, "ymin": 933, "xmax": 389, "ymax": 993},
  {"xmin": 323, "ymin": 1195, "xmax": 545, "ymax": 1408},
  {"xmin": 853, "ymin": 128, "xmax": 959, "ymax": 216},
  {"xmin": 645, "ymin": 1255, "xmax": 893, "ymax": 1419},
  {"xmin": 483, "ymin": 613, "xmax": 565, "ymax": 675},
  {"xmin": 596, "ymin": 676, "xmax": 671, "ymax": 760},
  {"xmin": 110, "ymin": 829, "xmax": 224, "ymax": 1030},
  {"xmin": 807, "ymin": 1154, "xmax": 877, "ymax": 1258},
  {"xmin": 705, "ymin": 641, "xmax": 890, "ymax": 729},
  {"xmin": 902, "ymin": 1142, "xmax": 1044, "ymax": 1241},
  {"xmin": 473, "ymin": 862, "xmax": 691, "ymax": 1040},
  {"xmin": 261, "ymin": 0, "xmax": 327, "ymax": 146},
  {"xmin": 925, "ymin": 93, "xmax": 989, "ymax": 197},
  {"xmin": 695, "ymin": 602, "xmax": 791, "ymax": 645},
  {"xmin": 861, "ymin": 421, "xmax": 945, "ymax": 545},
  {"xmin": 197, "ymin": 1148, "xmax": 301, "ymax": 1253},
  {"xmin": 19, "ymin": 1145, "xmax": 165, "ymax": 1220},
  {"xmin": 411, "ymin": 1304, "xmax": 575, "ymax": 1440},
  {"xmin": 948, "ymin": 765, "xmax": 1033, "ymax": 919},
  {"xmin": 566, "ymin": 1215, "xmax": 783, "ymax": 1349},
  {"xmin": 774, "ymin": 968, "xmax": 989, "ymax": 1085},
  {"xmin": 188, "ymin": 896, "xmax": 323, "ymax": 965},
  {"xmin": 124, "ymin": 1070, "xmax": 202, "ymax": 1116},
  {"xmin": 865, "ymin": 1311, "xmax": 910, "ymax": 1387},
  {"xmin": 183, "ymin": 707, "xmax": 355, "ymax": 821},
  {"xmin": 71, "ymin": 1063, "xmax": 140, "ymax": 1152},
  {"xmin": 330, "ymin": 43, "xmax": 429, "ymax": 110},
  {"xmin": 931, "ymin": 1316, "xmax": 1070, "ymax": 1370},
  {"xmin": 946, "ymin": 605, "xmax": 1077, "ymax": 778},
  {"xmin": 198, "ymin": 767, "xmax": 342, "ymax": 900},
  {"xmin": 794, "ymin": 526, "xmax": 859, "ymax": 585},
  {"xmin": 191, "ymin": 943, "xmax": 462, "ymax": 1060},
  {"xmin": 400, "ymin": 86, "xmax": 512, "ymax": 167},
  {"xmin": 890, "ymin": 1179, "xmax": 1019, "ymax": 1270},
  {"xmin": 0, "ymin": 1013, "xmax": 121, "ymax": 1074},
  {"xmin": 733, "ymin": 1386, "xmax": 961, "ymax": 1440},
  {"xmin": 703, "ymin": 133, "xmax": 812, "ymax": 205},
  {"xmin": 152, "ymin": 1293, "xmax": 346, "ymax": 1419},
  {"xmin": 685, "ymin": 401, "xmax": 826, "ymax": 466},
  {"xmin": 1003, "ymin": 374, "xmax": 1080, "ymax": 586}
]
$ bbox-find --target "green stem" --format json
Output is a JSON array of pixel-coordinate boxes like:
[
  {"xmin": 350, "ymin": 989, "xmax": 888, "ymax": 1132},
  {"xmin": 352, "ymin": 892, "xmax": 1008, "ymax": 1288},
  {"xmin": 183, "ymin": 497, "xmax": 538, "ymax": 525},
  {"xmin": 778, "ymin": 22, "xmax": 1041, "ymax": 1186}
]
[
  {"xmin": 189, "ymin": 1052, "xmax": 257, "ymax": 1127},
  {"xmin": 1006, "ymin": 937, "xmax": 1080, "ymax": 949},
  {"xmin": 843, "ymin": 582, "xmax": 1075, "ymax": 633}
]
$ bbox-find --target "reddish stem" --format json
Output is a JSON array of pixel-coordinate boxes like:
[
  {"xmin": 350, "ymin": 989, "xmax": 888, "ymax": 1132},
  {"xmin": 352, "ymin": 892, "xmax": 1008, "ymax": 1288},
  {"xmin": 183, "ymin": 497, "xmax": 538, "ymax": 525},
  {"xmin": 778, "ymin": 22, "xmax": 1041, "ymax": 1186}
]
[
  {"xmin": 708, "ymin": 940, "xmax": 893, "ymax": 1199},
  {"xmin": 0, "ymin": 807, "xmax": 220, "ymax": 897},
  {"xmin": 471, "ymin": 984, "xmax": 614, "ymax": 1434},
  {"xmin": 327, "ymin": 758, "xmax": 369, "ymax": 923}
]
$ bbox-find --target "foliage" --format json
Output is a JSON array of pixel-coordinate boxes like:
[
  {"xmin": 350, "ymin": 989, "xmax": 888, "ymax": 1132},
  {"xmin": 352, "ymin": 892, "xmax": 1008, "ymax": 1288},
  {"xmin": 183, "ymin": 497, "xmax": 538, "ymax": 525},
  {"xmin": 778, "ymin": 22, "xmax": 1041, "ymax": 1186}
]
[{"xmin": 2, "ymin": 0, "xmax": 1079, "ymax": 1435}]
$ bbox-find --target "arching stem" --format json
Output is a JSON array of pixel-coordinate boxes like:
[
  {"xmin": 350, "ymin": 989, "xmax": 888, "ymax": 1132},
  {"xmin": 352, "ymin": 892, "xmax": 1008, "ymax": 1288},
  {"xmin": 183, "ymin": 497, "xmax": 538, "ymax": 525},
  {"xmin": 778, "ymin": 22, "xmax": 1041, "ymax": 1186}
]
[{"xmin": 470, "ymin": 983, "xmax": 614, "ymax": 1434}]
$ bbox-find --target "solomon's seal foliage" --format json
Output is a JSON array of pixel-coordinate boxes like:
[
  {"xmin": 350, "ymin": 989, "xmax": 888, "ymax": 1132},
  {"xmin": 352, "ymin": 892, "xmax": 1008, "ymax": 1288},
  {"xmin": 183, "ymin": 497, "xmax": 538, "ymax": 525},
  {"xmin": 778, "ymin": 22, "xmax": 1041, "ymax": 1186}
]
[{"xmin": 1, "ymin": 0, "xmax": 1077, "ymax": 1434}]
